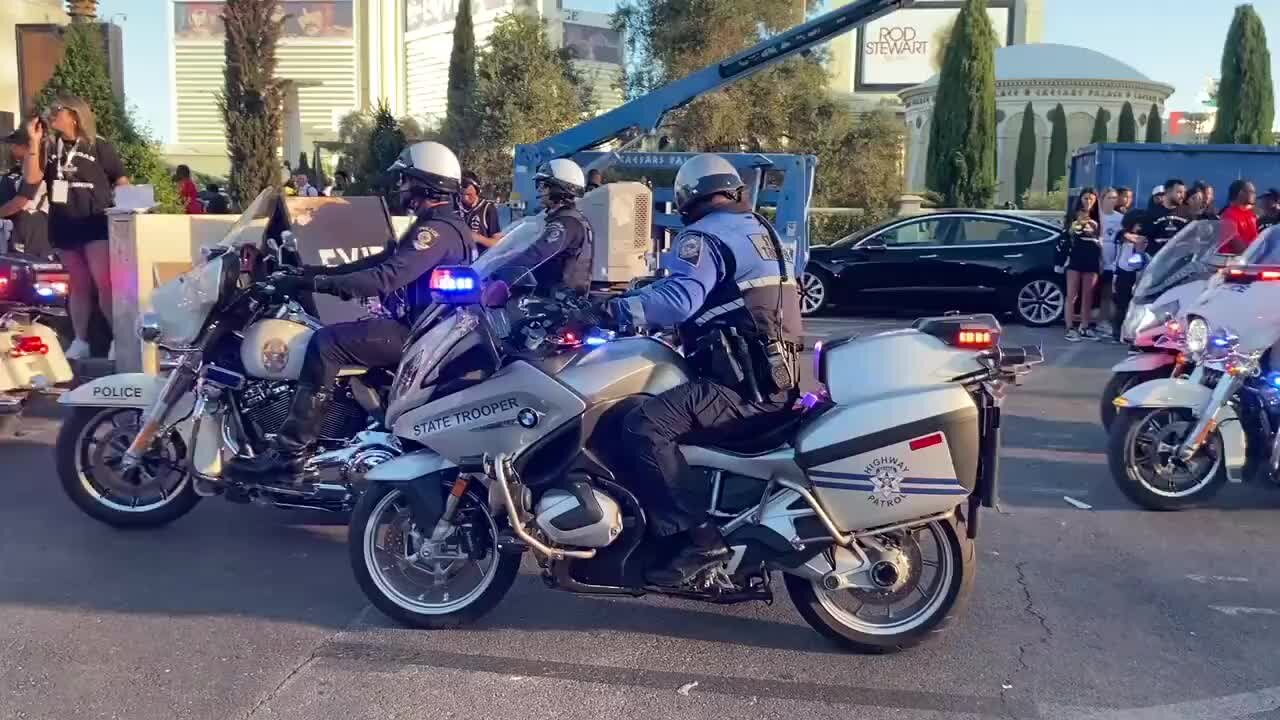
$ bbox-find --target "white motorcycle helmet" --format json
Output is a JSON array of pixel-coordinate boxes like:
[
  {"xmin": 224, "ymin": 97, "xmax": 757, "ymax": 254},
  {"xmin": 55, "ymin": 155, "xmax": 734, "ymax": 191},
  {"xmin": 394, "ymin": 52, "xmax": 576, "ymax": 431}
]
[
  {"xmin": 534, "ymin": 158, "xmax": 587, "ymax": 201},
  {"xmin": 388, "ymin": 141, "xmax": 462, "ymax": 198},
  {"xmin": 674, "ymin": 154, "xmax": 744, "ymax": 217}
]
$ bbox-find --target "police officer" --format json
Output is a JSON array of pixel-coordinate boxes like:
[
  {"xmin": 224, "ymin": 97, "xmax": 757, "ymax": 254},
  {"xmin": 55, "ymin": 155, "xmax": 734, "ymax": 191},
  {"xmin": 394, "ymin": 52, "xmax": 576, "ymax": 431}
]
[
  {"xmin": 506, "ymin": 158, "xmax": 594, "ymax": 293},
  {"xmin": 605, "ymin": 154, "xmax": 801, "ymax": 586},
  {"xmin": 230, "ymin": 141, "xmax": 474, "ymax": 481},
  {"xmin": 0, "ymin": 127, "xmax": 49, "ymax": 256}
]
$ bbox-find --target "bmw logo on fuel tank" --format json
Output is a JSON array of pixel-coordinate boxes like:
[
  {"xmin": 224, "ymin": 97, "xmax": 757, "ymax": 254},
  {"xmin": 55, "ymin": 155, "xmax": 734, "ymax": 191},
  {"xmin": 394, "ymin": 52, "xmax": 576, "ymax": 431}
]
[{"xmin": 517, "ymin": 408, "xmax": 539, "ymax": 428}]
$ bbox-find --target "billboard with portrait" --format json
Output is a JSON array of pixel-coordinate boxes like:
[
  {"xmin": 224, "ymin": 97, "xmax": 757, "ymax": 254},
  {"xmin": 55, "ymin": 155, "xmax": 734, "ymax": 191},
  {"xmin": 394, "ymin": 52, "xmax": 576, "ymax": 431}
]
[
  {"xmin": 562, "ymin": 23, "xmax": 622, "ymax": 65},
  {"xmin": 856, "ymin": 1, "xmax": 1013, "ymax": 91},
  {"xmin": 173, "ymin": 1, "xmax": 354, "ymax": 40}
]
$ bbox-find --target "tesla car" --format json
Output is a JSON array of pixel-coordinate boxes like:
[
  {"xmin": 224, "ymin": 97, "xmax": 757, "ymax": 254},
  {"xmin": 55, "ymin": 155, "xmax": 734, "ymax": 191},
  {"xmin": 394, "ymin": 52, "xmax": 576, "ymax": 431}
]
[{"xmin": 801, "ymin": 210, "xmax": 1067, "ymax": 326}]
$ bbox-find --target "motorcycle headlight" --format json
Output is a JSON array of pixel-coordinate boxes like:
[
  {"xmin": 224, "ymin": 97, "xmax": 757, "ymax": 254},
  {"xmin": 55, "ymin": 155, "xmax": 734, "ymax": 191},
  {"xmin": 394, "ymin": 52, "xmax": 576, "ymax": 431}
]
[{"xmin": 1185, "ymin": 317, "xmax": 1209, "ymax": 354}]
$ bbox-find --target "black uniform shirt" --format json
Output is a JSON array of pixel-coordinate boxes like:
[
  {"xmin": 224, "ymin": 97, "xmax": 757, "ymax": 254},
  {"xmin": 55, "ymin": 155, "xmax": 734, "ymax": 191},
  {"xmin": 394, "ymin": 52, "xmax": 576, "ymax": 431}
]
[
  {"xmin": 462, "ymin": 198, "xmax": 500, "ymax": 238},
  {"xmin": 0, "ymin": 165, "xmax": 49, "ymax": 255}
]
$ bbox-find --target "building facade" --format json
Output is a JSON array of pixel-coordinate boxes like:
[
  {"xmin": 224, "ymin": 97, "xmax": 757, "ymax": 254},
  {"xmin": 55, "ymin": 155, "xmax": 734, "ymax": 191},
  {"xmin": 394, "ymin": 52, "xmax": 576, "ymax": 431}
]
[{"xmin": 899, "ymin": 44, "xmax": 1174, "ymax": 205}]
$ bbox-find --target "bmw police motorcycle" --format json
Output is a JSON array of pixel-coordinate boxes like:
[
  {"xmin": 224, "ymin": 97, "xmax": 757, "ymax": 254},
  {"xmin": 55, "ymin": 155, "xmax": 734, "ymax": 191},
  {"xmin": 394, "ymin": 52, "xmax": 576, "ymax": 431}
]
[
  {"xmin": 1109, "ymin": 226, "xmax": 1280, "ymax": 510},
  {"xmin": 54, "ymin": 189, "xmax": 395, "ymax": 527},
  {"xmin": 347, "ymin": 212, "xmax": 1043, "ymax": 653}
]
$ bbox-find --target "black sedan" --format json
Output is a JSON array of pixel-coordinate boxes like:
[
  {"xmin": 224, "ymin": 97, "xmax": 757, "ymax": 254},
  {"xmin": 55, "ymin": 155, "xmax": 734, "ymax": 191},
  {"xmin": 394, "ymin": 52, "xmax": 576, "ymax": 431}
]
[{"xmin": 800, "ymin": 210, "xmax": 1067, "ymax": 326}]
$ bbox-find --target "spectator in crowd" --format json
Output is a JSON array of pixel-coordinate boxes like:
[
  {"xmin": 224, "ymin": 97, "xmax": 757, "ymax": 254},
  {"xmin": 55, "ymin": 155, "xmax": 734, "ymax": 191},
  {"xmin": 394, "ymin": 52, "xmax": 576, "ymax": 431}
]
[
  {"xmin": 1112, "ymin": 209, "xmax": 1147, "ymax": 342},
  {"xmin": 1147, "ymin": 184, "xmax": 1165, "ymax": 210},
  {"xmin": 1182, "ymin": 181, "xmax": 1217, "ymax": 220},
  {"xmin": 1141, "ymin": 178, "xmax": 1188, "ymax": 256},
  {"xmin": 1115, "ymin": 186, "xmax": 1133, "ymax": 215},
  {"xmin": 1204, "ymin": 183, "xmax": 1217, "ymax": 218},
  {"xmin": 293, "ymin": 172, "xmax": 319, "ymax": 198},
  {"xmin": 586, "ymin": 169, "xmax": 604, "ymax": 192},
  {"xmin": 1096, "ymin": 187, "xmax": 1125, "ymax": 339},
  {"xmin": 1057, "ymin": 188, "xmax": 1102, "ymax": 342},
  {"xmin": 324, "ymin": 170, "xmax": 349, "ymax": 197},
  {"xmin": 459, "ymin": 171, "xmax": 502, "ymax": 251},
  {"xmin": 0, "ymin": 127, "xmax": 50, "ymax": 257},
  {"xmin": 1258, "ymin": 189, "xmax": 1280, "ymax": 232},
  {"xmin": 204, "ymin": 183, "xmax": 231, "ymax": 214},
  {"xmin": 1219, "ymin": 179, "xmax": 1259, "ymax": 253},
  {"xmin": 175, "ymin": 164, "xmax": 205, "ymax": 214},
  {"xmin": 24, "ymin": 96, "xmax": 130, "ymax": 360}
]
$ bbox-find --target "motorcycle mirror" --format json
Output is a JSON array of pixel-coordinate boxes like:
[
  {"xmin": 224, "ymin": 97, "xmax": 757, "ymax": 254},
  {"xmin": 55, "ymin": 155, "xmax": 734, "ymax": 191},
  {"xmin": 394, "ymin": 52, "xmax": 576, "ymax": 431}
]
[{"xmin": 482, "ymin": 281, "xmax": 511, "ymax": 308}]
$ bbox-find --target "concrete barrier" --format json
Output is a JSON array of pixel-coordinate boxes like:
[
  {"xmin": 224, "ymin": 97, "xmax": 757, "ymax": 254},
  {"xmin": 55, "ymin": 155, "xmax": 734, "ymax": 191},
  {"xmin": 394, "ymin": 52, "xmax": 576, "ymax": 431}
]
[{"xmin": 108, "ymin": 197, "xmax": 414, "ymax": 375}]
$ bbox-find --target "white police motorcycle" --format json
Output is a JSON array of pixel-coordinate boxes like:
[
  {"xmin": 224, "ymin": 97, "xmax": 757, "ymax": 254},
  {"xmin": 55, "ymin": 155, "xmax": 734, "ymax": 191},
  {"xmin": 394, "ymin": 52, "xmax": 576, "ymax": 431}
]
[{"xmin": 1109, "ymin": 226, "xmax": 1280, "ymax": 510}]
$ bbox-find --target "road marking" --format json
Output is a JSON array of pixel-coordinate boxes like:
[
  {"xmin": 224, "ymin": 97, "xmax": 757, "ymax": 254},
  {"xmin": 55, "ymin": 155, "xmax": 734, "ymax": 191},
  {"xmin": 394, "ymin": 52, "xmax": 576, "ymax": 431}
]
[
  {"xmin": 1063, "ymin": 496, "xmax": 1092, "ymax": 510},
  {"xmin": 1002, "ymin": 447, "xmax": 1107, "ymax": 465},
  {"xmin": 1185, "ymin": 574, "xmax": 1250, "ymax": 584},
  {"xmin": 677, "ymin": 681, "xmax": 699, "ymax": 696},
  {"xmin": 1209, "ymin": 605, "xmax": 1280, "ymax": 617},
  {"xmin": 1042, "ymin": 685, "xmax": 1280, "ymax": 719}
]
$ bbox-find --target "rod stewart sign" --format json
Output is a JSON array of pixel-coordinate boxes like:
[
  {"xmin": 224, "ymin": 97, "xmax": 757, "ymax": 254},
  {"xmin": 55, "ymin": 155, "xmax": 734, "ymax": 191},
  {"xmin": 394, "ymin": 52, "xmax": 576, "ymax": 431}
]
[{"xmin": 856, "ymin": 3, "xmax": 1014, "ymax": 91}]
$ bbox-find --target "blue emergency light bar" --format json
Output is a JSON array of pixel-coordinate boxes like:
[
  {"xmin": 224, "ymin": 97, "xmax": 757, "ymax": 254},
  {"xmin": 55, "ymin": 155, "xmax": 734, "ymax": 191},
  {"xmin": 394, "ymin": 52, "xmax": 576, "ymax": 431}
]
[{"xmin": 429, "ymin": 266, "xmax": 482, "ymax": 304}]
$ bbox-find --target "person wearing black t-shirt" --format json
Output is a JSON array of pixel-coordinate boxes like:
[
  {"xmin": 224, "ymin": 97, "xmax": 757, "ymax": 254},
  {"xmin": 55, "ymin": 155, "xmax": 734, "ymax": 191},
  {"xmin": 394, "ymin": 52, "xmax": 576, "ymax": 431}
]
[
  {"xmin": 24, "ymin": 96, "xmax": 130, "ymax": 360},
  {"xmin": 1139, "ymin": 178, "xmax": 1188, "ymax": 257},
  {"xmin": 459, "ymin": 171, "xmax": 501, "ymax": 253},
  {"xmin": 0, "ymin": 128, "xmax": 49, "ymax": 257},
  {"xmin": 1258, "ymin": 189, "xmax": 1280, "ymax": 233}
]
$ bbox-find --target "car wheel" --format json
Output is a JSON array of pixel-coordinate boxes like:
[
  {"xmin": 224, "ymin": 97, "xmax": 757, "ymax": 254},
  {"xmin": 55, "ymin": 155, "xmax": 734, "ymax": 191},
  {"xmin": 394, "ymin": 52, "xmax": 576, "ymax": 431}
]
[
  {"xmin": 1013, "ymin": 277, "xmax": 1065, "ymax": 327},
  {"xmin": 800, "ymin": 270, "xmax": 831, "ymax": 316}
]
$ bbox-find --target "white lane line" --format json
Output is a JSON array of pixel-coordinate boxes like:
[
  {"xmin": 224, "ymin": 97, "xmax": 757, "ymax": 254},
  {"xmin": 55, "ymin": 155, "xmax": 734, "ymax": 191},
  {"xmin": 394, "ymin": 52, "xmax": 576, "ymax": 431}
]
[
  {"xmin": 1185, "ymin": 574, "xmax": 1250, "ymax": 584},
  {"xmin": 676, "ymin": 681, "xmax": 699, "ymax": 696},
  {"xmin": 1209, "ymin": 605, "xmax": 1280, "ymax": 617},
  {"xmin": 1002, "ymin": 447, "xmax": 1107, "ymax": 465},
  {"xmin": 1063, "ymin": 496, "xmax": 1092, "ymax": 510},
  {"xmin": 1041, "ymin": 684, "xmax": 1280, "ymax": 719}
]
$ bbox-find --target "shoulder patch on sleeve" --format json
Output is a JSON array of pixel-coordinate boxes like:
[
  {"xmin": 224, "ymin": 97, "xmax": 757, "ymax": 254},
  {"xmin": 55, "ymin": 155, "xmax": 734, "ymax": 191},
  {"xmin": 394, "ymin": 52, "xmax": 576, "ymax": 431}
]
[
  {"xmin": 414, "ymin": 225, "xmax": 439, "ymax": 250},
  {"xmin": 543, "ymin": 222, "xmax": 565, "ymax": 244},
  {"xmin": 676, "ymin": 233, "xmax": 703, "ymax": 263}
]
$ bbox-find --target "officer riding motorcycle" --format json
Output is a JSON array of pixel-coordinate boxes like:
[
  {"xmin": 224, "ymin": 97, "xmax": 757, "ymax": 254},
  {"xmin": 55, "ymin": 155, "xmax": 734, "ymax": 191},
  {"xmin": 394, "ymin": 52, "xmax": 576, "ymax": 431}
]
[
  {"xmin": 505, "ymin": 158, "xmax": 595, "ymax": 294},
  {"xmin": 229, "ymin": 141, "xmax": 475, "ymax": 481},
  {"xmin": 603, "ymin": 154, "xmax": 802, "ymax": 586}
]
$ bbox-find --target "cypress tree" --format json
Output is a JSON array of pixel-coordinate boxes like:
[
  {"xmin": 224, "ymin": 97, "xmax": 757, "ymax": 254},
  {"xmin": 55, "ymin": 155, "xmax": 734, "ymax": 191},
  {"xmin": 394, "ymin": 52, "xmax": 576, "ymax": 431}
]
[
  {"xmin": 1046, "ymin": 104, "xmax": 1067, "ymax": 192},
  {"xmin": 926, "ymin": 0, "xmax": 997, "ymax": 207},
  {"xmin": 1211, "ymin": 4, "xmax": 1275, "ymax": 144},
  {"xmin": 442, "ymin": 0, "xmax": 478, "ymax": 157},
  {"xmin": 218, "ymin": 0, "xmax": 284, "ymax": 208},
  {"xmin": 1014, "ymin": 102, "xmax": 1037, "ymax": 205},
  {"xmin": 1090, "ymin": 107, "xmax": 1110, "ymax": 144},
  {"xmin": 1146, "ymin": 104, "xmax": 1163, "ymax": 142},
  {"xmin": 1117, "ymin": 102, "xmax": 1137, "ymax": 141}
]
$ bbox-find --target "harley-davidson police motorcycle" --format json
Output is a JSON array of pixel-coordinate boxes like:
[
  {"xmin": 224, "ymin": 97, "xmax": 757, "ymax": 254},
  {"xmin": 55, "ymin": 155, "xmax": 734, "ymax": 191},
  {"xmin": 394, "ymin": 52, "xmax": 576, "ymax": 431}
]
[
  {"xmin": 1100, "ymin": 221, "xmax": 1238, "ymax": 429},
  {"xmin": 1109, "ymin": 226, "xmax": 1280, "ymax": 510},
  {"xmin": 347, "ymin": 220, "xmax": 1043, "ymax": 653},
  {"xmin": 54, "ymin": 189, "xmax": 395, "ymax": 528}
]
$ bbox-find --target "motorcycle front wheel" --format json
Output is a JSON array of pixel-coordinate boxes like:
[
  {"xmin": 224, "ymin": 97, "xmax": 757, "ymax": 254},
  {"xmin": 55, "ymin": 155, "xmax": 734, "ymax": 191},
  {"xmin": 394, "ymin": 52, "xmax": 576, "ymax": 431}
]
[
  {"xmin": 350, "ymin": 481, "xmax": 520, "ymax": 629},
  {"xmin": 785, "ymin": 514, "xmax": 975, "ymax": 653},
  {"xmin": 1100, "ymin": 368, "xmax": 1172, "ymax": 431},
  {"xmin": 1108, "ymin": 407, "xmax": 1227, "ymax": 510},
  {"xmin": 56, "ymin": 406, "xmax": 200, "ymax": 528}
]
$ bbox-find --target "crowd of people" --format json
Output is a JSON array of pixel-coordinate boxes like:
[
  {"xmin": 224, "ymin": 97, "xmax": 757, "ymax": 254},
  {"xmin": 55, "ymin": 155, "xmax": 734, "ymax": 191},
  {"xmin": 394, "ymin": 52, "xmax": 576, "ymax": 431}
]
[{"xmin": 1055, "ymin": 177, "xmax": 1280, "ymax": 343}]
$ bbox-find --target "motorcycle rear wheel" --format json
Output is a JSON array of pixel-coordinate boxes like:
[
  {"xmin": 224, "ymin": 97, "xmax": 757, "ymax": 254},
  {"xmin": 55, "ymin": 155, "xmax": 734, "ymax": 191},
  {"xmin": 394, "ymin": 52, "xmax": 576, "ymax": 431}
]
[
  {"xmin": 351, "ymin": 481, "xmax": 520, "ymax": 629},
  {"xmin": 785, "ymin": 514, "xmax": 974, "ymax": 653},
  {"xmin": 57, "ymin": 406, "xmax": 200, "ymax": 528}
]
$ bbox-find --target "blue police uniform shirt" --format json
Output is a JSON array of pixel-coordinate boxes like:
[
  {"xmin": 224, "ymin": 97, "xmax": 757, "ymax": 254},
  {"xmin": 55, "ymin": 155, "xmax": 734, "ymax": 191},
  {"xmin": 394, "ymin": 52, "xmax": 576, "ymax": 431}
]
[{"xmin": 613, "ymin": 209, "xmax": 795, "ymax": 328}]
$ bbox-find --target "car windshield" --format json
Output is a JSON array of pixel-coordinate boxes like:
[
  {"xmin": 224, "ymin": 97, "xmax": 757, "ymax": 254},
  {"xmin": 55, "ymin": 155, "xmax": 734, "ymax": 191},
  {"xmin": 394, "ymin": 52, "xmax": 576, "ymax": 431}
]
[
  {"xmin": 1238, "ymin": 225, "xmax": 1280, "ymax": 265},
  {"xmin": 1133, "ymin": 220, "xmax": 1236, "ymax": 299}
]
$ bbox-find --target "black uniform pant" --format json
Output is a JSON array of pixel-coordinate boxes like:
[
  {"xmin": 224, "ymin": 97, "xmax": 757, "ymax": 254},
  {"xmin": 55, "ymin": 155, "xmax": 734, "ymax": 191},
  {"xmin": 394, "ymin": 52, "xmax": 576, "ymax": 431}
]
[
  {"xmin": 1112, "ymin": 269, "xmax": 1137, "ymax": 341},
  {"xmin": 620, "ymin": 380, "xmax": 794, "ymax": 538},
  {"xmin": 300, "ymin": 318, "xmax": 409, "ymax": 389}
]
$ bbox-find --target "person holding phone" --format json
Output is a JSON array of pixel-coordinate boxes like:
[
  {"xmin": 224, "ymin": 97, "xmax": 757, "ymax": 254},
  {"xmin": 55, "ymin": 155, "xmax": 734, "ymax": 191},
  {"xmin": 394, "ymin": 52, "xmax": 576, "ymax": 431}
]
[{"xmin": 24, "ymin": 96, "xmax": 130, "ymax": 360}]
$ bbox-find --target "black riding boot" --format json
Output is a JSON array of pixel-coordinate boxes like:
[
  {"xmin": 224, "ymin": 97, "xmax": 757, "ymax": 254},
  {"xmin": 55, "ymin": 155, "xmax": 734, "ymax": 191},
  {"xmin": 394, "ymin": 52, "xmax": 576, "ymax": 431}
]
[
  {"xmin": 645, "ymin": 522, "xmax": 732, "ymax": 587},
  {"xmin": 228, "ymin": 385, "xmax": 328, "ymax": 482}
]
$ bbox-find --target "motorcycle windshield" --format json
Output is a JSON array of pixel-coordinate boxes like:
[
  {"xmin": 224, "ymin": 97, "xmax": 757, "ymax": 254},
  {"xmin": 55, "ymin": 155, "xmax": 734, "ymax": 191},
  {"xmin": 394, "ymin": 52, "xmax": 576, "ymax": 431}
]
[
  {"xmin": 216, "ymin": 188, "xmax": 279, "ymax": 253},
  {"xmin": 1133, "ymin": 220, "xmax": 1235, "ymax": 301},
  {"xmin": 1237, "ymin": 225, "xmax": 1280, "ymax": 265}
]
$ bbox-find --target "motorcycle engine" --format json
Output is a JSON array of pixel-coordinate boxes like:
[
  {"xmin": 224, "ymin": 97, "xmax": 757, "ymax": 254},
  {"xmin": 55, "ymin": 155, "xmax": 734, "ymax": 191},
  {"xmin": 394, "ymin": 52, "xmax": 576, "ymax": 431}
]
[{"xmin": 240, "ymin": 380, "xmax": 369, "ymax": 441}]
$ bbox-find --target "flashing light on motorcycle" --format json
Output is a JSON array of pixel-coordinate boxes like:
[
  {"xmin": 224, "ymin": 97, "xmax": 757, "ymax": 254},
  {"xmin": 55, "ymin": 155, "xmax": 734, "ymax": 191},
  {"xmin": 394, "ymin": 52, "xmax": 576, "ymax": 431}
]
[
  {"xmin": 429, "ymin": 266, "xmax": 482, "ymax": 304},
  {"xmin": 1266, "ymin": 372, "xmax": 1280, "ymax": 389},
  {"xmin": 956, "ymin": 328, "xmax": 996, "ymax": 350},
  {"xmin": 9, "ymin": 335, "xmax": 49, "ymax": 358},
  {"xmin": 1224, "ymin": 265, "xmax": 1280, "ymax": 283},
  {"xmin": 584, "ymin": 330, "xmax": 615, "ymax": 347}
]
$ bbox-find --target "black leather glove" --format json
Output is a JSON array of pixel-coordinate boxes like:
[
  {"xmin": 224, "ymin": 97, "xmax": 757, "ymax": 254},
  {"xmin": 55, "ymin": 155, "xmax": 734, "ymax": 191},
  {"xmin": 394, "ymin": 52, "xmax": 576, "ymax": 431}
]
[{"xmin": 266, "ymin": 271, "xmax": 315, "ymax": 297}]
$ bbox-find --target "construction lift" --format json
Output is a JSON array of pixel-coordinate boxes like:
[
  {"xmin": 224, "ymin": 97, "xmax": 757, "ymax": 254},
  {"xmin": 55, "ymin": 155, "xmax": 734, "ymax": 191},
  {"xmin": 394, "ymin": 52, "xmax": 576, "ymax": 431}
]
[{"xmin": 508, "ymin": 0, "xmax": 914, "ymax": 284}]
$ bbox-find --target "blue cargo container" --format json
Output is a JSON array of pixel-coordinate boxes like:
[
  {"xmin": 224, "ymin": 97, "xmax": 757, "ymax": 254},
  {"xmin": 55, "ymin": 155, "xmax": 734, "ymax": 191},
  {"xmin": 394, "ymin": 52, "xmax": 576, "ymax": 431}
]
[{"xmin": 1069, "ymin": 143, "xmax": 1280, "ymax": 210}]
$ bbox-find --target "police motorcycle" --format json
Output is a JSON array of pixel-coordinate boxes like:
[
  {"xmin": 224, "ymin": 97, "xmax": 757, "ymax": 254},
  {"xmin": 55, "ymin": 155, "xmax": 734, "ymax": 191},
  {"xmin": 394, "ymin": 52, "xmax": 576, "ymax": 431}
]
[
  {"xmin": 1109, "ymin": 226, "xmax": 1280, "ymax": 510},
  {"xmin": 1101, "ymin": 221, "xmax": 1239, "ymax": 429},
  {"xmin": 347, "ymin": 220, "xmax": 1043, "ymax": 653},
  {"xmin": 0, "ymin": 234, "xmax": 73, "ymax": 429},
  {"xmin": 54, "ymin": 189, "xmax": 396, "ymax": 528}
]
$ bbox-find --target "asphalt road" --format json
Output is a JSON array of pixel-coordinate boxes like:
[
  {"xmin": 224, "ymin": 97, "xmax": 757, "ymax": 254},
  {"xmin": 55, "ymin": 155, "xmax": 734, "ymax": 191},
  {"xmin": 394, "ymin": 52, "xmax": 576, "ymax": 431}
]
[{"xmin": 5, "ymin": 315, "xmax": 1280, "ymax": 720}]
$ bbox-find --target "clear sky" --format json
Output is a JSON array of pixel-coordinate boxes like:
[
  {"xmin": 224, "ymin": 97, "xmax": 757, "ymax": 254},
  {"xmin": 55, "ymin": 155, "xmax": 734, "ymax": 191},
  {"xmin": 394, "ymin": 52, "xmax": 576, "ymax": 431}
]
[{"xmin": 97, "ymin": 0, "xmax": 1280, "ymax": 144}]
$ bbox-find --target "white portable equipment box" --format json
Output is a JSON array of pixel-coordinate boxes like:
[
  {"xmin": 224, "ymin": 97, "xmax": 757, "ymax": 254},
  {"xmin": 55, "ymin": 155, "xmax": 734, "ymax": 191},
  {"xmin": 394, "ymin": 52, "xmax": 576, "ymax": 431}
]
[{"xmin": 577, "ymin": 181, "xmax": 653, "ymax": 286}]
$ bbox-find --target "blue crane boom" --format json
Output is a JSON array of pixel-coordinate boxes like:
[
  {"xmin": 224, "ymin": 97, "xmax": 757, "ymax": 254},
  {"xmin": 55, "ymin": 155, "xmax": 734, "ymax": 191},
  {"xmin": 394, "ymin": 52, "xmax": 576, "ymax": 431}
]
[{"xmin": 511, "ymin": 0, "xmax": 914, "ymax": 205}]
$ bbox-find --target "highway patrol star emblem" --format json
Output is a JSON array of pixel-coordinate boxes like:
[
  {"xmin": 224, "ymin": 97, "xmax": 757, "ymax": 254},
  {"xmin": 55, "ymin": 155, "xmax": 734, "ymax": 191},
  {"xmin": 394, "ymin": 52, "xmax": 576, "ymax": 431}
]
[
  {"xmin": 677, "ymin": 234, "xmax": 702, "ymax": 263},
  {"xmin": 414, "ymin": 226, "xmax": 438, "ymax": 250}
]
